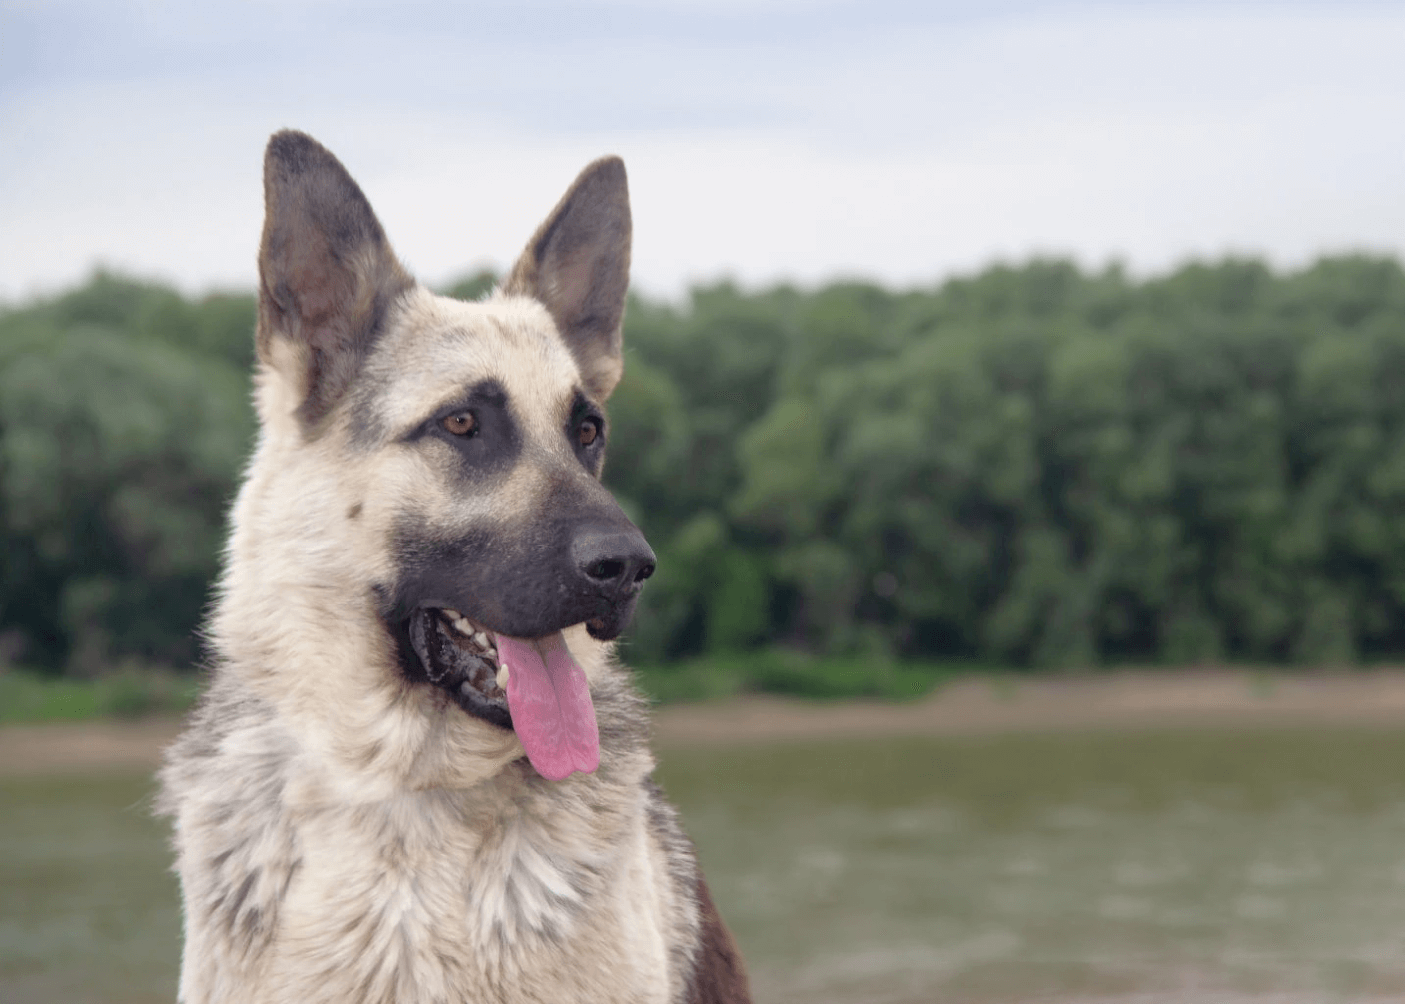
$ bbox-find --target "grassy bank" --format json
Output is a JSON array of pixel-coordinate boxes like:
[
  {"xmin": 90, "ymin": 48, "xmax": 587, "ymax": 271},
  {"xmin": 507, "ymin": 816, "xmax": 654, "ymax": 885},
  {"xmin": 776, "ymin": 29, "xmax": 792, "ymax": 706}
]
[
  {"xmin": 0, "ymin": 667, "xmax": 201, "ymax": 725},
  {"xmin": 0, "ymin": 650, "xmax": 966, "ymax": 726},
  {"xmin": 631, "ymin": 649, "xmax": 967, "ymax": 704}
]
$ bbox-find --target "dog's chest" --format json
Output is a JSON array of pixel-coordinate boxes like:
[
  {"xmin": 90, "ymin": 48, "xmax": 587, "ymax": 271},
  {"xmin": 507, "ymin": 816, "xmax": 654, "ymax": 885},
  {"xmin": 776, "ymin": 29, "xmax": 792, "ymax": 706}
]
[{"xmin": 265, "ymin": 792, "xmax": 673, "ymax": 1003}]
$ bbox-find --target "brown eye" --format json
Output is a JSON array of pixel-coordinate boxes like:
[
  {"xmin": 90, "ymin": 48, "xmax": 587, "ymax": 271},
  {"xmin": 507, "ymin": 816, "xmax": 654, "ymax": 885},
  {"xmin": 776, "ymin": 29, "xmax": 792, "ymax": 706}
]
[
  {"xmin": 442, "ymin": 411, "xmax": 477, "ymax": 437},
  {"xmin": 579, "ymin": 418, "xmax": 600, "ymax": 447}
]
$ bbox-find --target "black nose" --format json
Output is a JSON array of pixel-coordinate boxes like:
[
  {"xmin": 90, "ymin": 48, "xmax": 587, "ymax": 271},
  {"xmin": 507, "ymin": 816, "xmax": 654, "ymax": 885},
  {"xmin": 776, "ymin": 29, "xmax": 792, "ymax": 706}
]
[{"xmin": 572, "ymin": 527, "xmax": 656, "ymax": 595}]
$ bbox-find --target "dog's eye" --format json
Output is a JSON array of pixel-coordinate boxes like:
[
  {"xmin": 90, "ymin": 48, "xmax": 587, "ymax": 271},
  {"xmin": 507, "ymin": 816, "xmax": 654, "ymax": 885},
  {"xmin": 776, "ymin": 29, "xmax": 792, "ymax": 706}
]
[
  {"xmin": 442, "ymin": 411, "xmax": 478, "ymax": 437},
  {"xmin": 578, "ymin": 418, "xmax": 601, "ymax": 447}
]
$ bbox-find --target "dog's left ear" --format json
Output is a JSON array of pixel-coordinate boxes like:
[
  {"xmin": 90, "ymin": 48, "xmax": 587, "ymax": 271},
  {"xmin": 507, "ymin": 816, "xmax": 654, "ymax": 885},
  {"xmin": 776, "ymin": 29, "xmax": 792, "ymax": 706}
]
[
  {"xmin": 257, "ymin": 130, "xmax": 415, "ymax": 428},
  {"xmin": 504, "ymin": 157, "xmax": 632, "ymax": 401}
]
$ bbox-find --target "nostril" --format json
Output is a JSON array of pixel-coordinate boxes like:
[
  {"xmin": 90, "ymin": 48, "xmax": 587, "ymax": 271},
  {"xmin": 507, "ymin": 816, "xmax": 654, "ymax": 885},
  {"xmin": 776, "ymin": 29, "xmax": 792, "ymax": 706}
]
[
  {"xmin": 588, "ymin": 559, "xmax": 626, "ymax": 582},
  {"xmin": 573, "ymin": 526, "xmax": 656, "ymax": 590}
]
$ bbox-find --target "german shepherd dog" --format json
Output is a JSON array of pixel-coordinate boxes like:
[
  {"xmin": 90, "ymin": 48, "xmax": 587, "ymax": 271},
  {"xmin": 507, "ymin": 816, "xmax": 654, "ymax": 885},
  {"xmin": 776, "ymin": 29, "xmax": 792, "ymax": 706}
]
[{"xmin": 159, "ymin": 132, "xmax": 750, "ymax": 1004}]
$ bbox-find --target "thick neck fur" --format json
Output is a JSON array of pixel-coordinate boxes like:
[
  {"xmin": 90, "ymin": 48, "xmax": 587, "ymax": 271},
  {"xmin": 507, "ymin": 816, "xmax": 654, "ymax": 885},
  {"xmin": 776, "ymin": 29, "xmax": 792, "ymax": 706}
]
[{"xmin": 161, "ymin": 662, "xmax": 679, "ymax": 1002}]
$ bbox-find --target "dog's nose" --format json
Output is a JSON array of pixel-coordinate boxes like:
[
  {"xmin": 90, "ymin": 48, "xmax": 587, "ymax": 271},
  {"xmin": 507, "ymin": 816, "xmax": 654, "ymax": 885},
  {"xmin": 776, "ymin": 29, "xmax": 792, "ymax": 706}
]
[{"xmin": 572, "ymin": 527, "xmax": 656, "ymax": 595}]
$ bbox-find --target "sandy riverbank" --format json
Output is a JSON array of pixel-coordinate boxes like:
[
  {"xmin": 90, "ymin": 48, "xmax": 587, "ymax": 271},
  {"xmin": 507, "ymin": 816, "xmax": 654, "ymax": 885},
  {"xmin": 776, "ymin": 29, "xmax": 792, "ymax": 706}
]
[{"xmin": 4, "ymin": 668, "xmax": 1405, "ymax": 776}]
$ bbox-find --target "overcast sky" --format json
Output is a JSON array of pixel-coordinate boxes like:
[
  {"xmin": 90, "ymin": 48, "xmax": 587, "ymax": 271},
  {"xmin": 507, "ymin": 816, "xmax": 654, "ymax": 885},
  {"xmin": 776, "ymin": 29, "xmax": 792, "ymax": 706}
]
[{"xmin": 3, "ymin": 1, "xmax": 1403, "ymax": 302}]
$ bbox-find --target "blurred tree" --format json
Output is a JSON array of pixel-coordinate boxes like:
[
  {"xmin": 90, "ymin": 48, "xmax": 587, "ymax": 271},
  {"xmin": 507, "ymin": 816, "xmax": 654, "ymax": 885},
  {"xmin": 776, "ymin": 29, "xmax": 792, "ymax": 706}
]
[
  {"xmin": 0, "ymin": 275, "xmax": 253, "ymax": 672},
  {"xmin": 6, "ymin": 258, "xmax": 1405, "ymax": 677}
]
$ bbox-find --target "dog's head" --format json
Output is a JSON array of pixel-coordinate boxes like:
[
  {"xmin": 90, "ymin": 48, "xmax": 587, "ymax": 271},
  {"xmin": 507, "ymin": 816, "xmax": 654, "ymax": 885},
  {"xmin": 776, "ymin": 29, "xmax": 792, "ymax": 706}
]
[{"xmin": 244, "ymin": 131, "xmax": 653, "ymax": 781}]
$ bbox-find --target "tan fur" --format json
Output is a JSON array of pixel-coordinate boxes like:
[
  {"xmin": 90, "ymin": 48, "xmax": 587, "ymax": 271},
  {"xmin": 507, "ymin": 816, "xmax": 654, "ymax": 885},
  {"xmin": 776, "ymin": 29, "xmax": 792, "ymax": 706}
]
[{"xmin": 159, "ymin": 133, "xmax": 749, "ymax": 1004}]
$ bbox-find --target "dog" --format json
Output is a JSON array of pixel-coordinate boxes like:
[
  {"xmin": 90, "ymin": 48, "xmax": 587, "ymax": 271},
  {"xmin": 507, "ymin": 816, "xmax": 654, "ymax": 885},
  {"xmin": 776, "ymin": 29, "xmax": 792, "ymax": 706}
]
[{"xmin": 158, "ymin": 131, "xmax": 750, "ymax": 1004}]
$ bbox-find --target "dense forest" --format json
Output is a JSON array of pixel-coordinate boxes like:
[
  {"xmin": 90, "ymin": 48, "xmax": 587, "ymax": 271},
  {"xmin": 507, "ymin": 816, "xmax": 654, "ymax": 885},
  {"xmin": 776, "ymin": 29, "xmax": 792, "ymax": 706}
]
[{"xmin": 3, "ymin": 257, "xmax": 1405, "ymax": 679}]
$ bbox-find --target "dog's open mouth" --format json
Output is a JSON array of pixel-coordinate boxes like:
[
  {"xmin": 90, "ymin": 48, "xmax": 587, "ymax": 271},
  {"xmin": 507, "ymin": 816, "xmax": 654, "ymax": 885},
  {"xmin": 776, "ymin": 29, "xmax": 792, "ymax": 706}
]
[
  {"xmin": 406, "ymin": 607, "xmax": 600, "ymax": 781},
  {"xmin": 408, "ymin": 607, "xmax": 508, "ymax": 718}
]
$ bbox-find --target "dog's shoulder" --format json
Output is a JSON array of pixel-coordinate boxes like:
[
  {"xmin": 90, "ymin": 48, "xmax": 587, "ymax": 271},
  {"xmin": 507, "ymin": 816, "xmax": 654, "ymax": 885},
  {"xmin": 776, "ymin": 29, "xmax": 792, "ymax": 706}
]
[
  {"xmin": 640, "ymin": 778, "xmax": 753, "ymax": 1004},
  {"xmin": 159, "ymin": 670, "xmax": 292, "ymax": 807},
  {"xmin": 158, "ymin": 674, "xmax": 302, "ymax": 972},
  {"xmin": 687, "ymin": 871, "xmax": 752, "ymax": 1004}
]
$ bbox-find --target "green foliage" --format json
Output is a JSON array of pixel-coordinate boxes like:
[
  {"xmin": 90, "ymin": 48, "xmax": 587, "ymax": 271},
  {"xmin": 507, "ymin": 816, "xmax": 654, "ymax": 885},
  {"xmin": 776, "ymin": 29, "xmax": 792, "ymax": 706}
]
[
  {"xmin": 0, "ymin": 665, "xmax": 201, "ymax": 722},
  {"xmin": 605, "ymin": 255, "xmax": 1405, "ymax": 672},
  {"xmin": 5, "ymin": 258, "xmax": 1405, "ymax": 687},
  {"xmin": 0, "ymin": 272, "xmax": 255, "ymax": 671},
  {"xmin": 442, "ymin": 269, "xmax": 499, "ymax": 302},
  {"xmin": 630, "ymin": 649, "xmax": 960, "ymax": 704}
]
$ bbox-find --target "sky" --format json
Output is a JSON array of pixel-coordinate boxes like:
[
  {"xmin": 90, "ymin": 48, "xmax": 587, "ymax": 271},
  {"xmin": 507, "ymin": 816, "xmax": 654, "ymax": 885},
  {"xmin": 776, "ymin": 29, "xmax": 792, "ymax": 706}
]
[{"xmin": 3, "ymin": 1, "xmax": 1404, "ymax": 302}]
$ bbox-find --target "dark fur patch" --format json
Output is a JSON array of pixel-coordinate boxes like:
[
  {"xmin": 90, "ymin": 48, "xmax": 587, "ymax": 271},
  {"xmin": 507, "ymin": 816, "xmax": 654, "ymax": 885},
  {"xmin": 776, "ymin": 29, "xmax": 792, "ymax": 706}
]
[
  {"xmin": 687, "ymin": 875, "xmax": 752, "ymax": 1004},
  {"xmin": 402, "ymin": 378, "xmax": 524, "ymax": 479},
  {"xmin": 567, "ymin": 387, "xmax": 608, "ymax": 478}
]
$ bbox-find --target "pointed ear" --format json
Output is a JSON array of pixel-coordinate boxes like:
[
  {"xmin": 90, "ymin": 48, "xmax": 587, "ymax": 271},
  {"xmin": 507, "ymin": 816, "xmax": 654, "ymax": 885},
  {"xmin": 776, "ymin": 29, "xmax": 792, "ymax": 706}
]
[
  {"xmin": 256, "ymin": 130, "xmax": 414, "ymax": 428},
  {"xmin": 503, "ymin": 157, "xmax": 632, "ymax": 400}
]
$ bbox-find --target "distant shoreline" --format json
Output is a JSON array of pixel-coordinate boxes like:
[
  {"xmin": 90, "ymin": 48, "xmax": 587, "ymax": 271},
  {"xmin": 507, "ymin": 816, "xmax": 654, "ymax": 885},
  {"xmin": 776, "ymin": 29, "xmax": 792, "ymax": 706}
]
[{"xmin": 5, "ymin": 668, "xmax": 1405, "ymax": 776}]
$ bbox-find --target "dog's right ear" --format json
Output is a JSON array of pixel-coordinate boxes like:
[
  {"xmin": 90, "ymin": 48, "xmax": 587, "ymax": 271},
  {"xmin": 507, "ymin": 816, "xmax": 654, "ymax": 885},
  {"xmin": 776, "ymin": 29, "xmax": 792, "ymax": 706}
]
[
  {"xmin": 257, "ymin": 130, "xmax": 414, "ymax": 429},
  {"xmin": 502, "ymin": 157, "xmax": 632, "ymax": 401}
]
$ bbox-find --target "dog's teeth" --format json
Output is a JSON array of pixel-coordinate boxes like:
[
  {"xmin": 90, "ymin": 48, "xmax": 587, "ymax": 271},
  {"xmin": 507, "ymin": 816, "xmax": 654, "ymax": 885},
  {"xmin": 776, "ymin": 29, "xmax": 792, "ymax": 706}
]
[
  {"xmin": 453, "ymin": 617, "xmax": 473, "ymax": 636},
  {"xmin": 442, "ymin": 608, "xmax": 462, "ymax": 620},
  {"xmin": 496, "ymin": 664, "xmax": 510, "ymax": 689},
  {"xmin": 474, "ymin": 632, "xmax": 489, "ymax": 649}
]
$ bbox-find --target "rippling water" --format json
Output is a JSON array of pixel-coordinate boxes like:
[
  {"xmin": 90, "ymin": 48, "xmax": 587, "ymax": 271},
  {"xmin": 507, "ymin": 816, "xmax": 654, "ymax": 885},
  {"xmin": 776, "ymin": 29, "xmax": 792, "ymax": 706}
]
[
  {"xmin": 656, "ymin": 728, "xmax": 1405, "ymax": 1003},
  {"xmin": 6, "ymin": 727, "xmax": 1405, "ymax": 1002}
]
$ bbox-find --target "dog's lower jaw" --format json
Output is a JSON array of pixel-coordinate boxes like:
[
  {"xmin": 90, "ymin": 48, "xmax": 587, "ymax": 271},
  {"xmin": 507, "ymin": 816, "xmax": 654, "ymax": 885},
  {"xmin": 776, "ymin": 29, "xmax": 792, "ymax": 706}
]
[{"xmin": 403, "ymin": 606, "xmax": 513, "ymax": 729}]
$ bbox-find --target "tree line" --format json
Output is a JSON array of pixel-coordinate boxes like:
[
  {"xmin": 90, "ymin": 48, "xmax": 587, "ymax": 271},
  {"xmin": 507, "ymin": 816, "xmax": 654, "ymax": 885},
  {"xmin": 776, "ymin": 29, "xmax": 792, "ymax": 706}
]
[{"xmin": 3, "ymin": 257, "xmax": 1404, "ymax": 677}]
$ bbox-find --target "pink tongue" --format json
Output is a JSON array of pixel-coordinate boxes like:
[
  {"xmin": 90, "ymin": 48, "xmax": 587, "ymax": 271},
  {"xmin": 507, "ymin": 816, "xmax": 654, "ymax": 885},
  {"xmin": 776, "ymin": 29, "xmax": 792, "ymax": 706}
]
[{"xmin": 496, "ymin": 632, "xmax": 600, "ymax": 781}]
